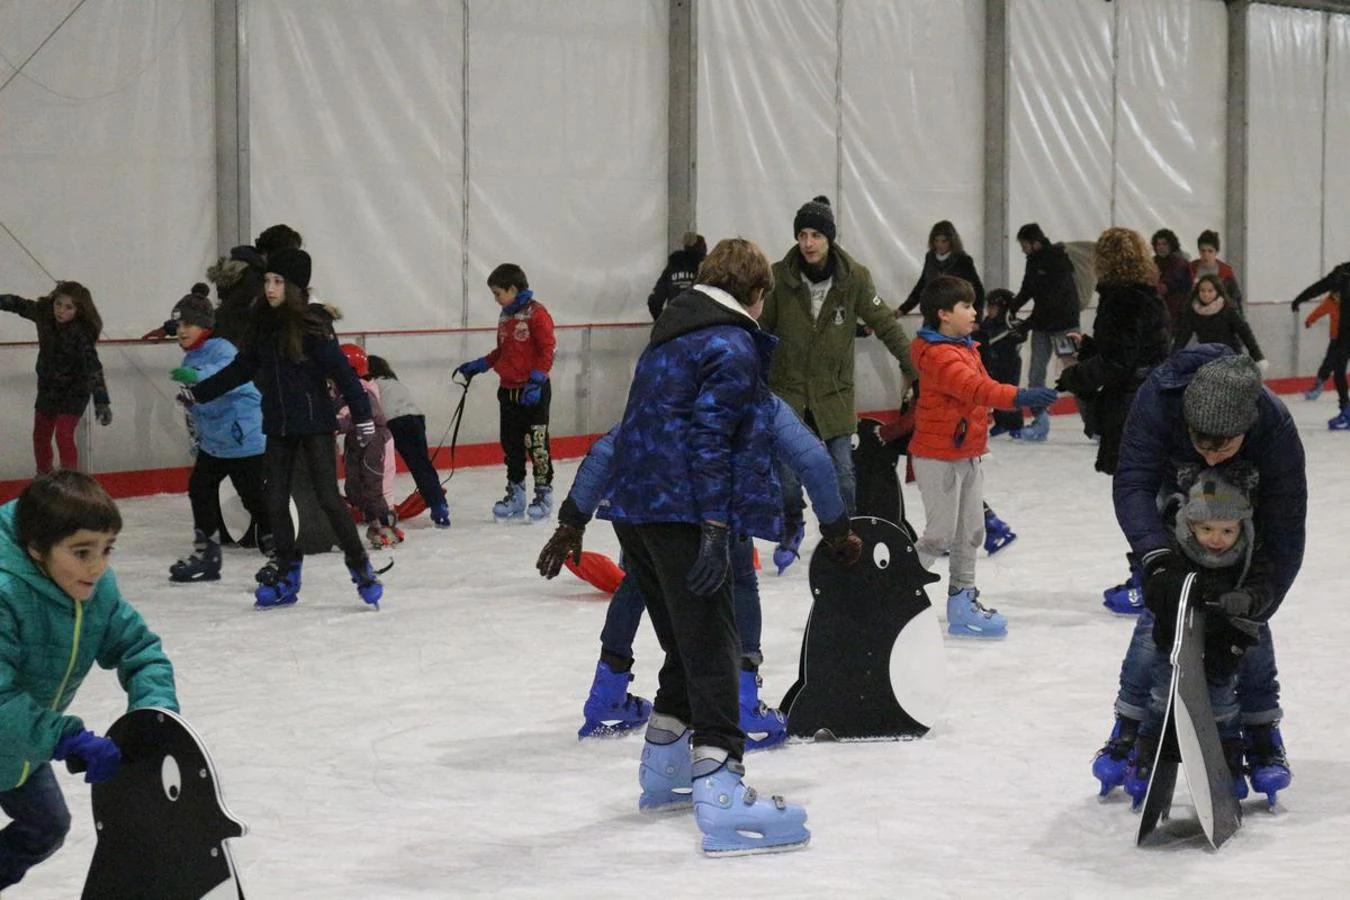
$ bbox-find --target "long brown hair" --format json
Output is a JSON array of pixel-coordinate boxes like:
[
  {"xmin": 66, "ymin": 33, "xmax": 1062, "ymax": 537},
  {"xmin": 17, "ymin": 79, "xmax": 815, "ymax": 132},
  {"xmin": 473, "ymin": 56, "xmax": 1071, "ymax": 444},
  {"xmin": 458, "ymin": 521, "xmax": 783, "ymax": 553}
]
[
  {"xmin": 51, "ymin": 281, "xmax": 103, "ymax": 338},
  {"xmin": 928, "ymin": 220, "xmax": 965, "ymax": 256},
  {"xmin": 1094, "ymin": 227, "xmax": 1159, "ymax": 286},
  {"xmin": 250, "ymin": 282, "xmax": 321, "ymax": 363}
]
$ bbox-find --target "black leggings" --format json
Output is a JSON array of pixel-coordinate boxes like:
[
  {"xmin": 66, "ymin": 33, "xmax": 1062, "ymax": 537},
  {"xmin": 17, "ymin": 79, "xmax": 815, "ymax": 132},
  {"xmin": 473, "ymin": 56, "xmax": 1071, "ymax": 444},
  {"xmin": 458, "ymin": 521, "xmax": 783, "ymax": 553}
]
[
  {"xmin": 188, "ymin": 451, "xmax": 270, "ymax": 541},
  {"xmin": 264, "ymin": 434, "xmax": 367, "ymax": 565},
  {"xmin": 1326, "ymin": 339, "xmax": 1350, "ymax": 406}
]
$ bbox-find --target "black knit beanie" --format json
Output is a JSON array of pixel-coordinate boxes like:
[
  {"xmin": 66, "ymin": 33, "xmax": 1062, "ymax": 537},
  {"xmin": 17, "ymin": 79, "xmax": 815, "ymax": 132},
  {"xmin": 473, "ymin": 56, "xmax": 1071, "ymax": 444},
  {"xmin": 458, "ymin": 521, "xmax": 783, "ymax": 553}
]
[{"xmin": 793, "ymin": 195, "xmax": 836, "ymax": 243}]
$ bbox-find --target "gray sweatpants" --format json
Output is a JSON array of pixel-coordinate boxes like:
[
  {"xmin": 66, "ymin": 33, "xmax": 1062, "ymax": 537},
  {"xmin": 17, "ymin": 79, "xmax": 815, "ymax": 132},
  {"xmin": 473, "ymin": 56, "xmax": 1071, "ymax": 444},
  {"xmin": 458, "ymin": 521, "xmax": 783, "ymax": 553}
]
[{"xmin": 911, "ymin": 456, "xmax": 985, "ymax": 590}]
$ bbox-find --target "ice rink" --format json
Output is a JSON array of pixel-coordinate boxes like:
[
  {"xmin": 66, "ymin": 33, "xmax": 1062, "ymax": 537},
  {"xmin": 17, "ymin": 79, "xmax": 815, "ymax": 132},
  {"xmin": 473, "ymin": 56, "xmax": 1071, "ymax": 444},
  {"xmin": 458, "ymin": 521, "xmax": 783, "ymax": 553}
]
[{"xmin": 13, "ymin": 397, "xmax": 1347, "ymax": 899}]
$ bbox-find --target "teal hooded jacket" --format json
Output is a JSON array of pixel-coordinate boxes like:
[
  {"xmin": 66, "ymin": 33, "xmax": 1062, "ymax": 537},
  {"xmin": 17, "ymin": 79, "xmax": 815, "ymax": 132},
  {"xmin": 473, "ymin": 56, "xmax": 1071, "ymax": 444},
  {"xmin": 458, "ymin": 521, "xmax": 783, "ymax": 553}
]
[{"xmin": 0, "ymin": 499, "xmax": 177, "ymax": 789}]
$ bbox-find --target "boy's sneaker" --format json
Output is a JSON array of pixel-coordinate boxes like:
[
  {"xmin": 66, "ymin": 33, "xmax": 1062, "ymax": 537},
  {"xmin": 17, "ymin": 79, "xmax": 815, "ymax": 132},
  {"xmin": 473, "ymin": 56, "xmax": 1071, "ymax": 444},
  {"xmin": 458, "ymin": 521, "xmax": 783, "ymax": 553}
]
[
  {"xmin": 169, "ymin": 529, "xmax": 222, "ymax": 583},
  {"xmin": 493, "ymin": 481, "xmax": 526, "ymax": 520},
  {"xmin": 527, "ymin": 485, "xmax": 554, "ymax": 521},
  {"xmin": 254, "ymin": 559, "xmax": 302, "ymax": 610},
  {"xmin": 578, "ymin": 660, "xmax": 651, "ymax": 739},
  {"xmin": 1245, "ymin": 724, "xmax": 1291, "ymax": 806},
  {"xmin": 347, "ymin": 556, "xmax": 384, "ymax": 608},
  {"xmin": 429, "ymin": 500, "xmax": 451, "ymax": 528},
  {"xmin": 1091, "ymin": 714, "xmax": 1140, "ymax": 796},
  {"xmin": 945, "ymin": 587, "xmax": 1006, "ymax": 638}
]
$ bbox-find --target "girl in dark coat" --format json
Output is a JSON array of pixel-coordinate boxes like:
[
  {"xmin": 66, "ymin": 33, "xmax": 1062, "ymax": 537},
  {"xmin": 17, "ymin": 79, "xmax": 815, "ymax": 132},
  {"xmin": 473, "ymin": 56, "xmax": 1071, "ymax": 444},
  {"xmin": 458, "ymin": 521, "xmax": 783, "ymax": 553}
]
[
  {"xmin": 898, "ymin": 220, "xmax": 985, "ymax": 315},
  {"xmin": 0, "ymin": 282, "xmax": 112, "ymax": 474},
  {"xmin": 1057, "ymin": 228, "xmax": 1170, "ymax": 476},
  {"xmin": 1172, "ymin": 275, "xmax": 1266, "ymax": 366}
]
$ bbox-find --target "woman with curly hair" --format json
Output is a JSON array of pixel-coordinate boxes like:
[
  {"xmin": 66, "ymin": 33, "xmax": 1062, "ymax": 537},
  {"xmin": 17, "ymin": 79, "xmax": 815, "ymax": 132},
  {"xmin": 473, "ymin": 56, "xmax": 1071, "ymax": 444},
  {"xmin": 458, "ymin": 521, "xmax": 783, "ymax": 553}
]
[{"xmin": 1056, "ymin": 227, "xmax": 1170, "ymax": 476}]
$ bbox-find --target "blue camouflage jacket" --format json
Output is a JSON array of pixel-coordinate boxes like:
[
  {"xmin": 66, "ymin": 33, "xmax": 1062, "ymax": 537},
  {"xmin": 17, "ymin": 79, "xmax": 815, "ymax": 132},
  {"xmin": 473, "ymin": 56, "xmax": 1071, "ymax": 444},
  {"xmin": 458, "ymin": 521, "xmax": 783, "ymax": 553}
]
[
  {"xmin": 181, "ymin": 337, "xmax": 265, "ymax": 459},
  {"xmin": 596, "ymin": 287, "xmax": 782, "ymax": 541},
  {"xmin": 1113, "ymin": 344, "xmax": 1306, "ymax": 619}
]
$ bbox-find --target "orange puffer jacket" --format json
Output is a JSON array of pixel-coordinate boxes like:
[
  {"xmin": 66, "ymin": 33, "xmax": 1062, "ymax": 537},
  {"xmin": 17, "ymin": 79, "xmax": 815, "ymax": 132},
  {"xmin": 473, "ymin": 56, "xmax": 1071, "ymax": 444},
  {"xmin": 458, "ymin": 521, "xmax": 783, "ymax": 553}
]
[{"xmin": 909, "ymin": 328, "xmax": 1019, "ymax": 461}]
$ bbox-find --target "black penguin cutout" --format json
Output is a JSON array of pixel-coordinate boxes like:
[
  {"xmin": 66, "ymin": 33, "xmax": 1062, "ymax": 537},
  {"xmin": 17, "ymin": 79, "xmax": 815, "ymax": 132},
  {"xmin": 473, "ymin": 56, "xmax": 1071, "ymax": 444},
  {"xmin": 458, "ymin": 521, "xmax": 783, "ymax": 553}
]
[
  {"xmin": 83, "ymin": 708, "xmax": 247, "ymax": 900},
  {"xmin": 852, "ymin": 418, "xmax": 917, "ymax": 542},
  {"xmin": 781, "ymin": 517, "xmax": 945, "ymax": 740}
]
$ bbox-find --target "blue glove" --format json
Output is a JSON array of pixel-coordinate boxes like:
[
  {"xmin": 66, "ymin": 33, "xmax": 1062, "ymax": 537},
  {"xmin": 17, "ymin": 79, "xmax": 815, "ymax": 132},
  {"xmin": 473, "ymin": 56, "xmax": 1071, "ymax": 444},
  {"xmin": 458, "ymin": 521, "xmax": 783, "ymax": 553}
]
[
  {"xmin": 520, "ymin": 370, "xmax": 548, "ymax": 407},
  {"xmin": 53, "ymin": 729, "xmax": 122, "ymax": 784},
  {"xmin": 1013, "ymin": 387, "xmax": 1058, "ymax": 409},
  {"xmin": 686, "ymin": 522, "xmax": 730, "ymax": 596},
  {"xmin": 453, "ymin": 357, "xmax": 490, "ymax": 382},
  {"xmin": 354, "ymin": 420, "xmax": 376, "ymax": 448},
  {"xmin": 170, "ymin": 366, "xmax": 200, "ymax": 386}
]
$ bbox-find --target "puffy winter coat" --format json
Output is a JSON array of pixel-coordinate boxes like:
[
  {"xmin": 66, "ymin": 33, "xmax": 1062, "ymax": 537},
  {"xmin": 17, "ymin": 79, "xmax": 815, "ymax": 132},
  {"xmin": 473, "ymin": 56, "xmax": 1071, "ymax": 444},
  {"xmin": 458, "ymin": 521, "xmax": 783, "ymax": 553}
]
[
  {"xmin": 761, "ymin": 245, "xmax": 917, "ymax": 442},
  {"xmin": 483, "ymin": 293, "xmax": 556, "ymax": 389},
  {"xmin": 1011, "ymin": 243, "xmax": 1080, "ymax": 333},
  {"xmin": 908, "ymin": 327, "xmax": 1017, "ymax": 462},
  {"xmin": 899, "ymin": 251, "xmax": 986, "ymax": 315},
  {"xmin": 181, "ymin": 336, "xmax": 265, "ymax": 459},
  {"xmin": 191, "ymin": 309, "xmax": 371, "ymax": 437},
  {"xmin": 1113, "ymin": 345, "xmax": 1306, "ymax": 619},
  {"xmin": 597, "ymin": 287, "xmax": 781, "ymax": 542},
  {"xmin": 0, "ymin": 501, "xmax": 178, "ymax": 790},
  {"xmin": 0, "ymin": 295, "xmax": 110, "ymax": 416}
]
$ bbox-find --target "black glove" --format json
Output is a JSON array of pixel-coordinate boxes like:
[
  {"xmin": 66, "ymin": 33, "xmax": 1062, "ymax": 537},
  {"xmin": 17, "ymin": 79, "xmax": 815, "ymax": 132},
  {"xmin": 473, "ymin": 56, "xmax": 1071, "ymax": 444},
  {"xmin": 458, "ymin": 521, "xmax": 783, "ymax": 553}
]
[
  {"xmin": 819, "ymin": 514, "xmax": 863, "ymax": 567},
  {"xmin": 1204, "ymin": 613, "xmax": 1261, "ymax": 680},
  {"xmin": 686, "ymin": 522, "xmax": 730, "ymax": 596},
  {"xmin": 1143, "ymin": 550, "xmax": 1191, "ymax": 652},
  {"xmin": 536, "ymin": 523, "xmax": 584, "ymax": 580},
  {"xmin": 1289, "ymin": 299, "xmax": 1302, "ymax": 312},
  {"xmin": 1055, "ymin": 365, "xmax": 1087, "ymax": 396}
]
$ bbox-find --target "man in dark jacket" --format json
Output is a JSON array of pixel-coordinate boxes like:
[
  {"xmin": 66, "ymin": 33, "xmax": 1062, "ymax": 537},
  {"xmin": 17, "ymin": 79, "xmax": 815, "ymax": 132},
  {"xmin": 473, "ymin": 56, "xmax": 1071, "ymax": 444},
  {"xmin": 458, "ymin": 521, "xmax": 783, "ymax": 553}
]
[
  {"xmin": 1010, "ymin": 223, "xmax": 1080, "ymax": 440},
  {"xmin": 1110, "ymin": 347, "xmax": 1305, "ymax": 803}
]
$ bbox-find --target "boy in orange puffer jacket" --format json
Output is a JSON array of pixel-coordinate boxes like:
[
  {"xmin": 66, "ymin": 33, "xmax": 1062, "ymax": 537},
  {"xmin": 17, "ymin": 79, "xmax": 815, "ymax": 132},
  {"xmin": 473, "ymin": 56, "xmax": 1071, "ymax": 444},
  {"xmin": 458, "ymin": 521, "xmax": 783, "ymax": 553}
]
[
  {"xmin": 1303, "ymin": 292, "xmax": 1341, "ymax": 401},
  {"xmin": 910, "ymin": 276, "xmax": 1058, "ymax": 638}
]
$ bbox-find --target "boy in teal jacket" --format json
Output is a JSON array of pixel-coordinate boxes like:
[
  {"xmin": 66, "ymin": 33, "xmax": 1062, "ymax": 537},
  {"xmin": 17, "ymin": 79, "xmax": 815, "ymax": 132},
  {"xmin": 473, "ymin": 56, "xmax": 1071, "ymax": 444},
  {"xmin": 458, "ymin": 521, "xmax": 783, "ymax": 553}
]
[{"xmin": 0, "ymin": 470, "xmax": 178, "ymax": 891}]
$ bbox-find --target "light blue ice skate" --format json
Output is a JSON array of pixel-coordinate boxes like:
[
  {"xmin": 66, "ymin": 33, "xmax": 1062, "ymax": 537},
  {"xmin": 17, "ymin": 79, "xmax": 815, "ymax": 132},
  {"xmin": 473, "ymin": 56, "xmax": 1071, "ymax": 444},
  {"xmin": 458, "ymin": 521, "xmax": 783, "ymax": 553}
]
[
  {"xmin": 527, "ymin": 485, "xmax": 553, "ymax": 521},
  {"xmin": 493, "ymin": 481, "xmax": 527, "ymax": 520},
  {"xmin": 946, "ymin": 587, "xmax": 1007, "ymax": 638},
  {"xmin": 638, "ymin": 717, "xmax": 692, "ymax": 812},
  {"xmin": 692, "ymin": 756, "xmax": 809, "ymax": 857},
  {"xmin": 1020, "ymin": 409, "xmax": 1050, "ymax": 442}
]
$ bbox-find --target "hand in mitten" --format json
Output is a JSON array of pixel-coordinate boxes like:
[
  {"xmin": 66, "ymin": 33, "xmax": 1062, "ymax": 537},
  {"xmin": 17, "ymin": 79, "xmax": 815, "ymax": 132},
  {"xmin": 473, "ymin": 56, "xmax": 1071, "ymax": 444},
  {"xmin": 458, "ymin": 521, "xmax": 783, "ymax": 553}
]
[
  {"xmin": 94, "ymin": 404, "xmax": 112, "ymax": 427},
  {"xmin": 170, "ymin": 366, "xmax": 200, "ymax": 386},
  {"xmin": 819, "ymin": 514, "xmax": 863, "ymax": 567},
  {"xmin": 520, "ymin": 370, "xmax": 548, "ymax": 407},
  {"xmin": 453, "ymin": 357, "xmax": 489, "ymax": 384},
  {"xmin": 536, "ymin": 523, "xmax": 584, "ymax": 579},
  {"xmin": 53, "ymin": 729, "xmax": 122, "ymax": 784},
  {"xmin": 686, "ymin": 522, "xmax": 730, "ymax": 596},
  {"xmin": 1013, "ymin": 386, "xmax": 1058, "ymax": 409},
  {"xmin": 354, "ymin": 420, "xmax": 376, "ymax": 448},
  {"xmin": 1142, "ymin": 550, "xmax": 1192, "ymax": 651}
]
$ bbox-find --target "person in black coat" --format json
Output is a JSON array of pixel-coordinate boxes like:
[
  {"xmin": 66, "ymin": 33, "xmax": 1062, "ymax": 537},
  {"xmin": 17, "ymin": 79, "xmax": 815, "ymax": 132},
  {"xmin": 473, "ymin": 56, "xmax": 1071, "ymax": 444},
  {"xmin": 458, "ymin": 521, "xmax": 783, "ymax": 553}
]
[
  {"xmin": 1172, "ymin": 275, "xmax": 1265, "ymax": 366},
  {"xmin": 1056, "ymin": 227, "xmax": 1170, "ymax": 476},
  {"xmin": 974, "ymin": 289, "xmax": 1025, "ymax": 436},
  {"xmin": 647, "ymin": 232, "xmax": 707, "ymax": 320},
  {"xmin": 1010, "ymin": 223, "xmax": 1080, "ymax": 437},
  {"xmin": 898, "ymin": 220, "xmax": 985, "ymax": 316},
  {"xmin": 1290, "ymin": 260, "xmax": 1350, "ymax": 421}
]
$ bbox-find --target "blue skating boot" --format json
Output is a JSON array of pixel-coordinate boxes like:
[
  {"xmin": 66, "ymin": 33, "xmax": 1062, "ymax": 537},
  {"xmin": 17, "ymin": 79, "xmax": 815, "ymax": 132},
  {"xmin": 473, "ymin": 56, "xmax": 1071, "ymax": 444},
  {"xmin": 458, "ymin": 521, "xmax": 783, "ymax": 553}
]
[
  {"xmin": 429, "ymin": 500, "xmax": 451, "ymax": 528},
  {"xmin": 739, "ymin": 670, "xmax": 787, "ymax": 752},
  {"xmin": 638, "ymin": 714, "xmax": 692, "ymax": 812},
  {"xmin": 346, "ymin": 556, "xmax": 384, "ymax": 608},
  {"xmin": 1020, "ymin": 409, "xmax": 1050, "ymax": 442},
  {"xmin": 1102, "ymin": 556, "xmax": 1144, "ymax": 615},
  {"xmin": 982, "ymin": 506, "xmax": 1017, "ymax": 555},
  {"xmin": 578, "ymin": 660, "xmax": 652, "ymax": 739},
  {"xmin": 527, "ymin": 484, "xmax": 553, "ymax": 521},
  {"xmin": 1091, "ymin": 714, "xmax": 1140, "ymax": 797},
  {"xmin": 1304, "ymin": 382, "xmax": 1324, "ymax": 401},
  {"xmin": 1222, "ymin": 736, "xmax": 1250, "ymax": 801},
  {"xmin": 169, "ymin": 529, "xmax": 222, "ymax": 583},
  {"xmin": 492, "ymin": 481, "xmax": 526, "ymax": 520},
  {"xmin": 254, "ymin": 559, "xmax": 302, "ymax": 610},
  {"xmin": 1329, "ymin": 405, "xmax": 1350, "ymax": 430},
  {"xmin": 692, "ymin": 749, "xmax": 809, "ymax": 857},
  {"xmin": 1245, "ymin": 724, "xmax": 1291, "ymax": 807},
  {"xmin": 946, "ymin": 587, "xmax": 1007, "ymax": 638},
  {"xmin": 1123, "ymin": 730, "xmax": 1158, "ymax": 810},
  {"xmin": 773, "ymin": 520, "xmax": 805, "ymax": 575}
]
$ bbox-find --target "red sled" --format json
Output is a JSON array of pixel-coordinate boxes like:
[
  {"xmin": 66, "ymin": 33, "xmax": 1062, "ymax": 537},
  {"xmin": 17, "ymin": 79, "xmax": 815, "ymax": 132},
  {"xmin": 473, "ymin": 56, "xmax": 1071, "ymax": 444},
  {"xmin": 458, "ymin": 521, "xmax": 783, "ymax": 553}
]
[
  {"xmin": 395, "ymin": 489, "xmax": 427, "ymax": 521},
  {"xmin": 564, "ymin": 551, "xmax": 625, "ymax": 594}
]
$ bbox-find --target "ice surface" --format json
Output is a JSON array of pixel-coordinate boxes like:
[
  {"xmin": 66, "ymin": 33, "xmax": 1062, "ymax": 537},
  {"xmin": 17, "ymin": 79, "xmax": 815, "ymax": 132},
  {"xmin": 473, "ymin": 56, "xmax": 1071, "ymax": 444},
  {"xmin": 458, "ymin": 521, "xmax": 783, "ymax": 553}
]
[{"xmin": 14, "ymin": 399, "xmax": 1349, "ymax": 899}]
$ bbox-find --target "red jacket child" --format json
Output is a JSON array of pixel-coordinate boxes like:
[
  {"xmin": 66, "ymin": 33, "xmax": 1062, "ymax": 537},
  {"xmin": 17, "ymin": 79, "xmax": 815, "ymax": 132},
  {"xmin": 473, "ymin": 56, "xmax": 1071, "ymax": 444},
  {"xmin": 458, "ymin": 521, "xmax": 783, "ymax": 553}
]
[
  {"xmin": 909, "ymin": 328, "xmax": 1018, "ymax": 462},
  {"xmin": 478, "ymin": 290, "xmax": 556, "ymax": 389}
]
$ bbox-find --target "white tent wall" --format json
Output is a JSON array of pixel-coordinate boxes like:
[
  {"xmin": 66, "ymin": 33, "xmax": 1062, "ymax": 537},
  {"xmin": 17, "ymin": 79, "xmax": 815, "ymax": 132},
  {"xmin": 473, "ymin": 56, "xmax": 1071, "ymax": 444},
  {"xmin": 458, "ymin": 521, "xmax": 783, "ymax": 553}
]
[
  {"xmin": 1322, "ymin": 16, "xmax": 1350, "ymax": 298},
  {"xmin": 0, "ymin": 0, "xmax": 216, "ymax": 478}
]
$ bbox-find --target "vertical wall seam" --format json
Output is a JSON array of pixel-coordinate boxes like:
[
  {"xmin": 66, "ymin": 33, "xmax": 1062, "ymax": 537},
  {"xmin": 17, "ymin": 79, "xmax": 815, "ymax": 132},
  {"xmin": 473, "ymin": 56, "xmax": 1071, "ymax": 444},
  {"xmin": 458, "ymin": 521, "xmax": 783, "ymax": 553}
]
[
  {"xmin": 835, "ymin": 0, "xmax": 844, "ymax": 240},
  {"xmin": 461, "ymin": 0, "xmax": 471, "ymax": 328},
  {"xmin": 1320, "ymin": 11, "xmax": 1331, "ymax": 274},
  {"xmin": 1109, "ymin": 0, "xmax": 1120, "ymax": 224}
]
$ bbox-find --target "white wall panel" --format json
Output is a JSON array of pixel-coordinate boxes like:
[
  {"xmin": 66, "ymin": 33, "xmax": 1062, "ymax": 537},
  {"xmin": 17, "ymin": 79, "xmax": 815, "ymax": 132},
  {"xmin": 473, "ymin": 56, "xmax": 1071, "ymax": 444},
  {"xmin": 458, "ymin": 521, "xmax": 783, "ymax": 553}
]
[
  {"xmin": 841, "ymin": 0, "xmax": 986, "ymax": 299},
  {"xmin": 1114, "ymin": 0, "xmax": 1227, "ymax": 255},
  {"xmin": 1247, "ymin": 4, "xmax": 1325, "ymax": 307},
  {"xmin": 465, "ymin": 0, "xmax": 666, "ymax": 328},
  {"xmin": 697, "ymin": 0, "xmax": 836, "ymax": 260},
  {"xmin": 249, "ymin": 0, "xmax": 464, "ymax": 330},
  {"xmin": 1008, "ymin": 0, "xmax": 1114, "ymax": 281}
]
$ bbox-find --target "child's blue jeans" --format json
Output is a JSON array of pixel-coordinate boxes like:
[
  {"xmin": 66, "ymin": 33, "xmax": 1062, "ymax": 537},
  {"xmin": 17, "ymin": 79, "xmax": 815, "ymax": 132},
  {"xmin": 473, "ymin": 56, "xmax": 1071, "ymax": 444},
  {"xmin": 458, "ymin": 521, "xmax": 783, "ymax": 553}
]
[{"xmin": 0, "ymin": 763, "xmax": 72, "ymax": 889}]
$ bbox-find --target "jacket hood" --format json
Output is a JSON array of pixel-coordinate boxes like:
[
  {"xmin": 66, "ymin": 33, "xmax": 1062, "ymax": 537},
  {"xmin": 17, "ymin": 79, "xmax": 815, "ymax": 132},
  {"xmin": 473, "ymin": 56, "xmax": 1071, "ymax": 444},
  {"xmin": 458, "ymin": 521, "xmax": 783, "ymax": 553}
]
[
  {"xmin": 0, "ymin": 501, "xmax": 73, "ymax": 608},
  {"xmin": 1149, "ymin": 343, "xmax": 1236, "ymax": 392},
  {"xmin": 650, "ymin": 286, "xmax": 761, "ymax": 348}
]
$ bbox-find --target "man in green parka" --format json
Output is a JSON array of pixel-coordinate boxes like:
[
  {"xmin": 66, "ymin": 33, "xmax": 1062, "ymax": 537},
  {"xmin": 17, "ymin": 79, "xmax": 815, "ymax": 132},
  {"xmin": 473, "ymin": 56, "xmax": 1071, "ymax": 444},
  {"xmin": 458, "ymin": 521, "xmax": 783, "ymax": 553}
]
[
  {"xmin": 760, "ymin": 195, "xmax": 919, "ymax": 570},
  {"xmin": 0, "ymin": 470, "xmax": 178, "ymax": 891}
]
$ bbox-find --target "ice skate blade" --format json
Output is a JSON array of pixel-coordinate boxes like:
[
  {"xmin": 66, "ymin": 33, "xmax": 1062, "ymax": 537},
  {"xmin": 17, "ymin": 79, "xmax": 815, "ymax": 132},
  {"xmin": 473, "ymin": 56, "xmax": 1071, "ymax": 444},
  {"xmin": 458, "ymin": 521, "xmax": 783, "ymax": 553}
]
[
  {"xmin": 577, "ymin": 720, "xmax": 647, "ymax": 740},
  {"xmin": 169, "ymin": 572, "xmax": 221, "ymax": 583},
  {"xmin": 700, "ymin": 833, "xmax": 810, "ymax": 858},
  {"xmin": 984, "ymin": 534, "xmax": 1017, "ymax": 555},
  {"xmin": 743, "ymin": 731, "xmax": 788, "ymax": 752},
  {"xmin": 253, "ymin": 597, "xmax": 298, "ymax": 611},
  {"xmin": 945, "ymin": 625, "xmax": 1007, "ymax": 639}
]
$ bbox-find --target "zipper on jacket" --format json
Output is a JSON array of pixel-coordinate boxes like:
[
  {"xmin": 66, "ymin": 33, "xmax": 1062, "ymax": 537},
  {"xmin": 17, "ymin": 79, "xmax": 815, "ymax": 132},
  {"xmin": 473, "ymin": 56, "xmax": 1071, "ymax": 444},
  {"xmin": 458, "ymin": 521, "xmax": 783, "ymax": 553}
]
[{"xmin": 16, "ymin": 600, "xmax": 83, "ymax": 789}]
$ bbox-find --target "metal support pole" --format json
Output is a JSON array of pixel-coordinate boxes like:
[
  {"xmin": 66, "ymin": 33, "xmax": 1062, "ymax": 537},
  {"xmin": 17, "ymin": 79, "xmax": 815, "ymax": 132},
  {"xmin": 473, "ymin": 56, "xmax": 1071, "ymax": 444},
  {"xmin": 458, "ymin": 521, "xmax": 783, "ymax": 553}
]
[
  {"xmin": 667, "ymin": 0, "xmax": 697, "ymax": 248},
  {"xmin": 214, "ymin": 0, "xmax": 249, "ymax": 254},
  {"xmin": 983, "ymin": 0, "xmax": 1010, "ymax": 289}
]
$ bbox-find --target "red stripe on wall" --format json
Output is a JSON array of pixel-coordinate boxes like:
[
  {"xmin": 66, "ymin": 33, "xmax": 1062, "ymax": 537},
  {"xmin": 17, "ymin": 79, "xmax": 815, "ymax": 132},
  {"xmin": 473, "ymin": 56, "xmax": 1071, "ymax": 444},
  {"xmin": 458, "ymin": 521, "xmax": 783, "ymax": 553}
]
[{"xmin": 0, "ymin": 375, "xmax": 1325, "ymax": 504}]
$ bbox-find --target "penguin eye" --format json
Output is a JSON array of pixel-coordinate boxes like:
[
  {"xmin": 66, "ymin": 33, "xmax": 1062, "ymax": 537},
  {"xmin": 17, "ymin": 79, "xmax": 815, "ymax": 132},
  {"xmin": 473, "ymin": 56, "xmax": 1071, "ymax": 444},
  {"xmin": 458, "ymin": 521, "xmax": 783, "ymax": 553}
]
[
  {"xmin": 872, "ymin": 543, "xmax": 890, "ymax": 569},
  {"xmin": 161, "ymin": 755, "xmax": 182, "ymax": 802},
  {"xmin": 850, "ymin": 433, "xmax": 860, "ymax": 450}
]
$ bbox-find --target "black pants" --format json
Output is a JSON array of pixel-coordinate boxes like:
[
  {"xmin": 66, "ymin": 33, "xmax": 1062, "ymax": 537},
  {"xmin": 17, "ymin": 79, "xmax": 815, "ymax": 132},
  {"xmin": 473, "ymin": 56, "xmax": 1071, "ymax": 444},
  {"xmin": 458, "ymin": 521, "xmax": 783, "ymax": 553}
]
[
  {"xmin": 613, "ymin": 521, "xmax": 743, "ymax": 760},
  {"xmin": 264, "ymin": 434, "xmax": 367, "ymax": 565},
  {"xmin": 388, "ymin": 414, "xmax": 445, "ymax": 508},
  {"xmin": 189, "ymin": 451, "xmax": 270, "ymax": 541},
  {"xmin": 498, "ymin": 383, "xmax": 553, "ymax": 487},
  {"xmin": 1328, "ymin": 338, "xmax": 1350, "ymax": 406}
]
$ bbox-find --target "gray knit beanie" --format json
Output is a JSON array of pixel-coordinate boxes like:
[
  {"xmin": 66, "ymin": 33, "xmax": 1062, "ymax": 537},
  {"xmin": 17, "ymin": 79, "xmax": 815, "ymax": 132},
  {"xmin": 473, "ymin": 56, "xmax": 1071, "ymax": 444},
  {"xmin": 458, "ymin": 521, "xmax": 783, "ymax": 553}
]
[{"xmin": 1182, "ymin": 355, "xmax": 1262, "ymax": 438}]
